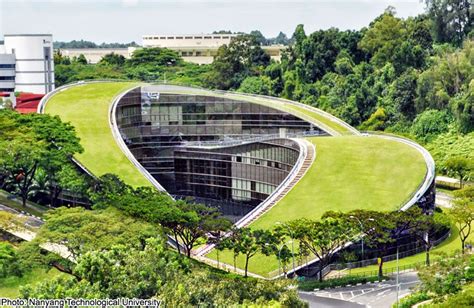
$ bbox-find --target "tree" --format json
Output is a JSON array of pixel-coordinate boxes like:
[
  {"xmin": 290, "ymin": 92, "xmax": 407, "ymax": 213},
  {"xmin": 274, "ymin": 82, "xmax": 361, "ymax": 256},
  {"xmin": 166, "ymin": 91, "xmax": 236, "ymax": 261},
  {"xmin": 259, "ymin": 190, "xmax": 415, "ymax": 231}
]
[
  {"xmin": 273, "ymin": 31, "xmax": 290, "ymax": 45},
  {"xmin": 249, "ymin": 30, "xmax": 267, "ymax": 46},
  {"xmin": 173, "ymin": 201, "xmax": 231, "ymax": 257},
  {"xmin": 205, "ymin": 34, "xmax": 270, "ymax": 90},
  {"xmin": 17, "ymin": 113, "xmax": 83, "ymax": 207},
  {"xmin": 237, "ymin": 76, "xmax": 274, "ymax": 95},
  {"xmin": 424, "ymin": 0, "xmax": 472, "ymax": 46},
  {"xmin": 0, "ymin": 134, "xmax": 47, "ymax": 207},
  {"xmin": 57, "ymin": 165, "xmax": 89, "ymax": 207},
  {"xmin": 412, "ymin": 211, "xmax": 450, "ymax": 266},
  {"xmin": 411, "ymin": 109, "xmax": 451, "ymax": 142},
  {"xmin": 288, "ymin": 216, "xmax": 355, "ymax": 281},
  {"xmin": 0, "ymin": 242, "xmax": 22, "ymax": 278},
  {"xmin": 450, "ymin": 186, "xmax": 474, "ymax": 253},
  {"xmin": 451, "ymin": 79, "xmax": 474, "ymax": 133},
  {"xmin": 444, "ymin": 156, "xmax": 473, "ymax": 188},
  {"xmin": 36, "ymin": 207, "xmax": 160, "ymax": 262},
  {"xmin": 222, "ymin": 227, "xmax": 277, "ymax": 277},
  {"xmin": 73, "ymin": 54, "xmax": 88, "ymax": 65},
  {"xmin": 206, "ymin": 218, "xmax": 232, "ymax": 268},
  {"xmin": 99, "ymin": 52, "xmax": 126, "ymax": 66},
  {"xmin": 359, "ymin": 12, "xmax": 407, "ymax": 67},
  {"xmin": 349, "ymin": 209, "xmax": 423, "ymax": 278},
  {"xmin": 127, "ymin": 47, "xmax": 181, "ymax": 67}
]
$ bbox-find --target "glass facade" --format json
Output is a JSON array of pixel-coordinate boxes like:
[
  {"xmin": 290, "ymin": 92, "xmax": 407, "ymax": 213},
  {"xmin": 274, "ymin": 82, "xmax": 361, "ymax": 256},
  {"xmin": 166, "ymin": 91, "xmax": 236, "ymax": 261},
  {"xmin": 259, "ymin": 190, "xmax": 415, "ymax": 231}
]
[{"xmin": 116, "ymin": 87, "xmax": 322, "ymax": 219}]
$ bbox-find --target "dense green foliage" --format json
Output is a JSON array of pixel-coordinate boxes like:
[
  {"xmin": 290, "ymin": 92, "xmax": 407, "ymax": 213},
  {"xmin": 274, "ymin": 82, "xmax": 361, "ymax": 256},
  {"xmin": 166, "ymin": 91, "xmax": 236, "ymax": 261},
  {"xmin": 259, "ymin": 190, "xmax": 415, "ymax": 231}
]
[
  {"xmin": 54, "ymin": 47, "xmax": 210, "ymax": 87},
  {"xmin": 0, "ymin": 242, "xmax": 22, "ymax": 278},
  {"xmin": 53, "ymin": 4, "xmax": 473, "ymax": 178},
  {"xmin": 298, "ymin": 275, "xmax": 385, "ymax": 291},
  {"xmin": 0, "ymin": 110, "xmax": 86, "ymax": 207}
]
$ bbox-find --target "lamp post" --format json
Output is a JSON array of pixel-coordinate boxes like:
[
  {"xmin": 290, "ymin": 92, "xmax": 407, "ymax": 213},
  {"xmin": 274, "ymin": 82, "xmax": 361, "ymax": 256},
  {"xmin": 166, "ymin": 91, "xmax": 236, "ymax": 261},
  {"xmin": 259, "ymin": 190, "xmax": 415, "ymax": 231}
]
[
  {"xmin": 276, "ymin": 222, "xmax": 296, "ymax": 276},
  {"xmin": 349, "ymin": 216, "xmax": 374, "ymax": 261}
]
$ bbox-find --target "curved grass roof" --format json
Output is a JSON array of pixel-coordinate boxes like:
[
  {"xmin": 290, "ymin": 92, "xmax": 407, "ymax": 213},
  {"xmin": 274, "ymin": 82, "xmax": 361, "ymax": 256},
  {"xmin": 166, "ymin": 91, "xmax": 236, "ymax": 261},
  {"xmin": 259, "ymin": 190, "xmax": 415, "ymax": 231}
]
[
  {"xmin": 44, "ymin": 82, "xmax": 151, "ymax": 187},
  {"xmin": 44, "ymin": 81, "xmax": 429, "ymax": 276}
]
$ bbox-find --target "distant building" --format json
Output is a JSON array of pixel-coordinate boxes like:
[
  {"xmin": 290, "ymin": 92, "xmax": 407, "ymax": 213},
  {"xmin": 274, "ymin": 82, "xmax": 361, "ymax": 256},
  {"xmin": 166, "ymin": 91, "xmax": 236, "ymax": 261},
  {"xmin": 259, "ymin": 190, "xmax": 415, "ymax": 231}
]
[
  {"xmin": 60, "ymin": 48, "xmax": 129, "ymax": 64},
  {"xmin": 57, "ymin": 34, "xmax": 284, "ymax": 65},
  {"xmin": 0, "ymin": 34, "xmax": 55, "ymax": 94},
  {"xmin": 140, "ymin": 34, "xmax": 283, "ymax": 64}
]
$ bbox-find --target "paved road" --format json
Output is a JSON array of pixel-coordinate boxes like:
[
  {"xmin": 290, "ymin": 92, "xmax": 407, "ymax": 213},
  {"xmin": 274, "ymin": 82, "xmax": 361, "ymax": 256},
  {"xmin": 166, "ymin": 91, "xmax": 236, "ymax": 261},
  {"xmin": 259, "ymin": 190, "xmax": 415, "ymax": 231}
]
[
  {"xmin": 299, "ymin": 292, "xmax": 365, "ymax": 308},
  {"xmin": 301, "ymin": 272, "xmax": 420, "ymax": 308},
  {"xmin": 436, "ymin": 191, "xmax": 453, "ymax": 208}
]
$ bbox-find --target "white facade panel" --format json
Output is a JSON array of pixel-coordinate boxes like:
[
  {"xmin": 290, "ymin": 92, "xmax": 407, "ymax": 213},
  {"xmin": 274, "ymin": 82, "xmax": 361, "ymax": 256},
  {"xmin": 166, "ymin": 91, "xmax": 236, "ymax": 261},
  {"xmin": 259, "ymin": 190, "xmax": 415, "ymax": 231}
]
[
  {"xmin": 15, "ymin": 72, "xmax": 50, "ymax": 84},
  {"xmin": 15, "ymin": 84, "xmax": 45, "ymax": 94},
  {"xmin": 14, "ymin": 60, "xmax": 46, "ymax": 72},
  {"xmin": 3, "ymin": 34, "xmax": 55, "ymax": 94}
]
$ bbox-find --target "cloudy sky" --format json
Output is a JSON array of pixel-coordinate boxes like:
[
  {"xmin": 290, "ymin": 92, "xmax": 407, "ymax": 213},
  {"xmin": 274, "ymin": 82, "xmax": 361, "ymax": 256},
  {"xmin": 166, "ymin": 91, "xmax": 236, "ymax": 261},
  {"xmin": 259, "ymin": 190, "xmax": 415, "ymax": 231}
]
[{"xmin": 0, "ymin": 0, "xmax": 425, "ymax": 43}]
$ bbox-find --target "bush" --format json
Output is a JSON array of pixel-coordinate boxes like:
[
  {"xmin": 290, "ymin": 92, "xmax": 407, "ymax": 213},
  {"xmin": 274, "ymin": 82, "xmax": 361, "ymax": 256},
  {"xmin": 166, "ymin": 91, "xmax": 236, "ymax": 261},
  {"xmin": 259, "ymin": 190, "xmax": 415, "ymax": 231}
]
[
  {"xmin": 395, "ymin": 291, "xmax": 430, "ymax": 308},
  {"xmin": 411, "ymin": 109, "xmax": 451, "ymax": 142},
  {"xmin": 298, "ymin": 275, "xmax": 385, "ymax": 291},
  {"xmin": 0, "ymin": 242, "xmax": 23, "ymax": 278}
]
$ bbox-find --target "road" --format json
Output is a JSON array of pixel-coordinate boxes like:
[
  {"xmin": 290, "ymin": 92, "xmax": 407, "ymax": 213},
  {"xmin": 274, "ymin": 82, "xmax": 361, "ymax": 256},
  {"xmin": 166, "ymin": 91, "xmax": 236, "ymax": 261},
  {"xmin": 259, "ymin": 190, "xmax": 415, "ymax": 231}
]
[
  {"xmin": 299, "ymin": 272, "xmax": 420, "ymax": 308},
  {"xmin": 436, "ymin": 191, "xmax": 453, "ymax": 208}
]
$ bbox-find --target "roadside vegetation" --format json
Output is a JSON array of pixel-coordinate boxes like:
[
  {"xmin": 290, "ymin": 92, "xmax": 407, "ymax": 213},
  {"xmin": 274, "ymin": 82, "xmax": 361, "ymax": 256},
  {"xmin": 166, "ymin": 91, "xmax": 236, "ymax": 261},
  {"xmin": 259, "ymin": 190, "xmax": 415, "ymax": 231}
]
[{"xmin": 0, "ymin": 0, "xmax": 472, "ymax": 304}]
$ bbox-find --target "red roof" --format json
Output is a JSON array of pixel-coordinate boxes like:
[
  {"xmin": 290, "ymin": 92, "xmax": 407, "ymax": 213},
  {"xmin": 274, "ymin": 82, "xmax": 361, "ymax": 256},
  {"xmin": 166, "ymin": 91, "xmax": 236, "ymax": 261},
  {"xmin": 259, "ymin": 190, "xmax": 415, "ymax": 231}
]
[{"xmin": 14, "ymin": 93, "xmax": 45, "ymax": 114}]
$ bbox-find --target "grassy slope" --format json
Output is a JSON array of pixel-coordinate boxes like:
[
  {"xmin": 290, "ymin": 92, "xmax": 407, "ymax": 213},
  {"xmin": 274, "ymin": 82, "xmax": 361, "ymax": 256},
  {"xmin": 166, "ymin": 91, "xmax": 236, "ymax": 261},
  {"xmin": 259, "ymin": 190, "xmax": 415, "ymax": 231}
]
[
  {"xmin": 0, "ymin": 267, "xmax": 63, "ymax": 298},
  {"xmin": 349, "ymin": 224, "xmax": 474, "ymax": 275},
  {"xmin": 207, "ymin": 135, "xmax": 427, "ymax": 276},
  {"xmin": 45, "ymin": 82, "xmax": 151, "ymax": 187},
  {"xmin": 252, "ymin": 135, "xmax": 427, "ymax": 229}
]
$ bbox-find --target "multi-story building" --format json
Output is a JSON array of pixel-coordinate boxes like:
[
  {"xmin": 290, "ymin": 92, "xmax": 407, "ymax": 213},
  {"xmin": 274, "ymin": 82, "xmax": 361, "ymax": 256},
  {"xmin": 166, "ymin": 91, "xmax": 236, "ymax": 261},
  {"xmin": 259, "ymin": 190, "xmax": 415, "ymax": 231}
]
[
  {"xmin": 139, "ymin": 34, "xmax": 283, "ymax": 64},
  {"xmin": 0, "ymin": 34, "xmax": 55, "ymax": 94}
]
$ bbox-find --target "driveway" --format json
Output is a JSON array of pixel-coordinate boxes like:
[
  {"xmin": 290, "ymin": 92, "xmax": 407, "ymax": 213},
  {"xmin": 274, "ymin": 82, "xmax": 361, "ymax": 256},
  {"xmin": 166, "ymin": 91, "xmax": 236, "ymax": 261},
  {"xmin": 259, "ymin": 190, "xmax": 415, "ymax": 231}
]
[{"xmin": 300, "ymin": 272, "xmax": 420, "ymax": 308}]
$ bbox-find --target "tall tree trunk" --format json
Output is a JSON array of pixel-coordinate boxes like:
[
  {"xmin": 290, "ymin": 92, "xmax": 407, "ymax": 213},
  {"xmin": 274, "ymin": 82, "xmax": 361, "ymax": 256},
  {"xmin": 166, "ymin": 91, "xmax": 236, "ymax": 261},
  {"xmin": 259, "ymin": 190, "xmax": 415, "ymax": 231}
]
[
  {"xmin": 319, "ymin": 261, "xmax": 324, "ymax": 282},
  {"xmin": 378, "ymin": 258, "xmax": 384, "ymax": 279},
  {"xmin": 426, "ymin": 247, "xmax": 430, "ymax": 266},
  {"xmin": 174, "ymin": 232, "xmax": 181, "ymax": 254},
  {"xmin": 244, "ymin": 255, "xmax": 249, "ymax": 278}
]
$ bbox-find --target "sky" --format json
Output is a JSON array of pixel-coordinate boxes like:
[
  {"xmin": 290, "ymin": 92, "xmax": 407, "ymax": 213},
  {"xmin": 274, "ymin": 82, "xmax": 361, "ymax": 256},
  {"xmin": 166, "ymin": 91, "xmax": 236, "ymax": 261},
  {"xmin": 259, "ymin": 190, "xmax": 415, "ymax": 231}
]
[{"xmin": 0, "ymin": 0, "xmax": 425, "ymax": 43}]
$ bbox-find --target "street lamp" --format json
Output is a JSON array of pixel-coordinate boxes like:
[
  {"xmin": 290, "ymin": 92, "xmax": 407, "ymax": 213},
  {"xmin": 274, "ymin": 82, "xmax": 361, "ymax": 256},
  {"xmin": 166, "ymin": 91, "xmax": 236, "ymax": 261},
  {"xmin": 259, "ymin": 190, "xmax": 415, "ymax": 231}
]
[
  {"xmin": 276, "ymin": 222, "xmax": 296, "ymax": 276},
  {"xmin": 349, "ymin": 216, "xmax": 374, "ymax": 261}
]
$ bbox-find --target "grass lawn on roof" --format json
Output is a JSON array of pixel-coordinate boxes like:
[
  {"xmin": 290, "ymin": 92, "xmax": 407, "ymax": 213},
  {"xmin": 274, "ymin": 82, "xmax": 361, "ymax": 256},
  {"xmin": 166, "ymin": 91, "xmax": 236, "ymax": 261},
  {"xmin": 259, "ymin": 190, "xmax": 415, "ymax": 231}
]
[
  {"xmin": 251, "ymin": 135, "xmax": 427, "ymax": 229},
  {"xmin": 206, "ymin": 135, "xmax": 428, "ymax": 276},
  {"xmin": 45, "ymin": 82, "xmax": 151, "ymax": 187}
]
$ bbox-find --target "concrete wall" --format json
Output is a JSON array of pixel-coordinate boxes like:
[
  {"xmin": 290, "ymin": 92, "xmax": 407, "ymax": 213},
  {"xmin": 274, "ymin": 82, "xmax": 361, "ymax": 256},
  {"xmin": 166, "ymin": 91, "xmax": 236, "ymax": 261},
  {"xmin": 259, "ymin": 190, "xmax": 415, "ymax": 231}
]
[{"xmin": 3, "ymin": 34, "xmax": 55, "ymax": 94}]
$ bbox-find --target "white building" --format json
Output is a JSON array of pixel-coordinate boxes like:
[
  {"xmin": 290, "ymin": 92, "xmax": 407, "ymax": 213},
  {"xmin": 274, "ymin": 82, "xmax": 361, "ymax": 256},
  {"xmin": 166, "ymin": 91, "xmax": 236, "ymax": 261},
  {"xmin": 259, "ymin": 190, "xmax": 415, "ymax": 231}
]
[
  {"xmin": 140, "ymin": 34, "xmax": 283, "ymax": 64},
  {"xmin": 0, "ymin": 34, "xmax": 55, "ymax": 94},
  {"xmin": 142, "ymin": 34, "xmax": 237, "ymax": 49}
]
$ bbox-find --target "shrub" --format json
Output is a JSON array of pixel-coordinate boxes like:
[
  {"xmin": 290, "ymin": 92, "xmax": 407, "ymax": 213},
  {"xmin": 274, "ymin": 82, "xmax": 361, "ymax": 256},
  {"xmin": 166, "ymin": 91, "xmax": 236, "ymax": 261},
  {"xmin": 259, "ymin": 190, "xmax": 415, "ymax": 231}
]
[
  {"xmin": 298, "ymin": 275, "xmax": 385, "ymax": 291},
  {"xmin": 395, "ymin": 291, "xmax": 430, "ymax": 308}
]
